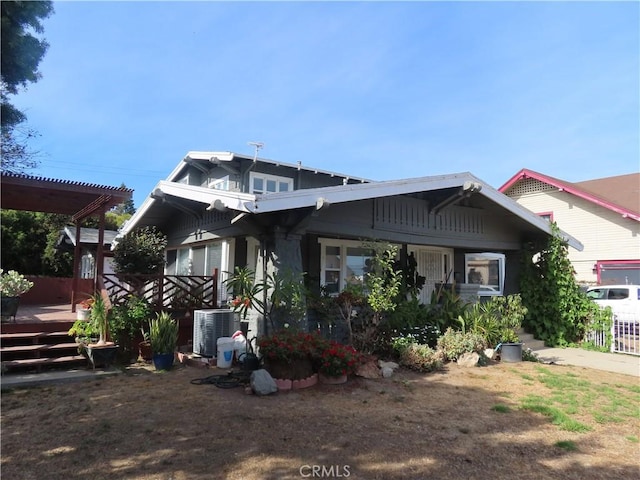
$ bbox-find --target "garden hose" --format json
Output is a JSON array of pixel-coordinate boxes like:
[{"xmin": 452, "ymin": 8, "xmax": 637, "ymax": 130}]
[{"xmin": 190, "ymin": 370, "xmax": 251, "ymax": 389}]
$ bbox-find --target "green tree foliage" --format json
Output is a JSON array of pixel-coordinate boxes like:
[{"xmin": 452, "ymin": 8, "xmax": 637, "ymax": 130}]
[
  {"xmin": 1, "ymin": 0, "xmax": 54, "ymax": 172},
  {"xmin": 519, "ymin": 223, "xmax": 606, "ymax": 347},
  {"xmin": 0, "ymin": 209, "xmax": 71, "ymax": 275},
  {"xmin": 112, "ymin": 226, "xmax": 167, "ymax": 275}
]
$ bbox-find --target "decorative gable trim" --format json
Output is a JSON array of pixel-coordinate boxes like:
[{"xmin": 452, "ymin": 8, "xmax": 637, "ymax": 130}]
[{"xmin": 500, "ymin": 169, "xmax": 640, "ymax": 222}]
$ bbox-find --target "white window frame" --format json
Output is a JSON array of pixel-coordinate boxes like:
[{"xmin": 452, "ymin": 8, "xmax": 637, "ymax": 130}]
[
  {"xmin": 208, "ymin": 175, "xmax": 229, "ymax": 191},
  {"xmin": 249, "ymin": 172, "xmax": 293, "ymax": 194},
  {"xmin": 319, "ymin": 238, "xmax": 399, "ymax": 295},
  {"xmin": 464, "ymin": 252, "xmax": 505, "ymax": 296}
]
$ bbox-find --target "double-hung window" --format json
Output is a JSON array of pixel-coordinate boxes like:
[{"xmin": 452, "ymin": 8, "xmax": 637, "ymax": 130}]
[
  {"xmin": 249, "ymin": 172, "xmax": 293, "ymax": 194},
  {"xmin": 320, "ymin": 239, "xmax": 383, "ymax": 294}
]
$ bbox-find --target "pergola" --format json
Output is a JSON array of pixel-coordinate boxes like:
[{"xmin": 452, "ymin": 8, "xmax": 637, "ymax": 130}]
[{"xmin": 1, "ymin": 172, "xmax": 133, "ymax": 310}]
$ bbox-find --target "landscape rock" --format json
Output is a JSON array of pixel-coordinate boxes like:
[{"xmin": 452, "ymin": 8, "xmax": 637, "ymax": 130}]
[
  {"xmin": 250, "ymin": 369, "xmax": 278, "ymax": 395},
  {"xmin": 457, "ymin": 352, "xmax": 480, "ymax": 368},
  {"xmin": 355, "ymin": 359, "xmax": 381, "ymax": 379},
  {"xmin": 378, "ymin": 360, "xmax": 400, "ymax": 378},
  {"xmin": 378, "ymin": 360, "xmax": 400, "ymax": 371},
  {"xmin": 484, "ymin": 348, "xmax": 496, "ymax": 360}
]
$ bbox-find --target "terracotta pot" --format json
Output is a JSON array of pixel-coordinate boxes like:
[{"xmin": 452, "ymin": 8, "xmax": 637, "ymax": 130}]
[
  {"xmin": 138, "ymin": 341, "xmax": 153, "ymax": 361},
  {"xmin": 319, "ymin": 373, "xmax": 348, "ymax": 385}
]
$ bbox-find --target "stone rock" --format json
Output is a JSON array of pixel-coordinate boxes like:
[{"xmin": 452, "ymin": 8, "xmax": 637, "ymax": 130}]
[
  {"xmin": 457, "ymin": 352, "xmax": 480, "ymax": 368},
  {"xmin": 381, "ymin": 366, "xmax": 395, "ymax": 378},
  {"xmin": 484, "ymin": 348, "xmax": 496, "ymax": 360},
  {"xmin": 250, "ymin": 369, "xmax": 278, "ymax": 395},
  {"xmin": 378, "ymin": 360, "xmax": 400, "ymax": 371},
  {"xmin": 355, "ymin": 359, "xmax": 381, "ymax": 379}
]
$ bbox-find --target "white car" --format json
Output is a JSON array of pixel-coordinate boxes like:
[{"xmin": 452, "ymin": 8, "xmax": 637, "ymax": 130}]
[{"xmin": 586, "ymin": 285, "xmax": 640, "ymax": 335}]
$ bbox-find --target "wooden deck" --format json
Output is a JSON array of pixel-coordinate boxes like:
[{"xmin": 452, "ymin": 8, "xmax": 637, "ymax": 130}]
[
  {"xmin": 5, "ymin": 304, "xmax": 76, "ymax": 323},
  {"xmin": 1, "ymin": 304, "xmax": 76, "ymax": 335}
]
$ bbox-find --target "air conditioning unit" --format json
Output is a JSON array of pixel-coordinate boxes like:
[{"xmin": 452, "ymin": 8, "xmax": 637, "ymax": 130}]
[{"xmin": 193, "ymin": 309, "xmax": 238, "ymax": 357}]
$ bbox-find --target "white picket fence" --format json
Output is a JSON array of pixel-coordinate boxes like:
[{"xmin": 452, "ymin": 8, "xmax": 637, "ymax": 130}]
[{"xmin": 586, "ymin": 319, "xmax": 640, "ymax": 356}]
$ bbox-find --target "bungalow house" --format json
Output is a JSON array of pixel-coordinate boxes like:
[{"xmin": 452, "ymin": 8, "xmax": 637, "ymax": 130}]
[
  {"xmin": 120, "ymin": 151, "xmax": 582, "ymax": 336},
  {"xmin": 499, "ymin": 169, "xmax": 640, "ymax": 286}
]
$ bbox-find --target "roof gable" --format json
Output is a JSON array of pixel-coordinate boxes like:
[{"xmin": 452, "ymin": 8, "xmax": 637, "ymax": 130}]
[{"xmin": 499, "ymin": 169, "xmax": 640, "ymax": 222}]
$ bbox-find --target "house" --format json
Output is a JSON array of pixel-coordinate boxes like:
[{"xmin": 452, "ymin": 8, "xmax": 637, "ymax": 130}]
[
  {"xmin": 499, "ymin": 169, "xmax": 640, "ymax": 286},
  {"xmin": 120, "ymin": 151, "xmax": 582, "ymax": 335},
  {"xmin": 56, "ymin": 226, "xmax": 119, "ymax": 279}
]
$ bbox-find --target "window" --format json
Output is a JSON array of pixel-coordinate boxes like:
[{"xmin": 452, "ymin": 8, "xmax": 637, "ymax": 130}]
[
  {"xmin": 209, "ymin": 175, "xmax": 229, "ymax": 191},
  {"xmin": 249, "ymin": 172, "xmax": 293, "ymax": 194},
  {"xmin": 464, "ymin": 253, "xmax": 505, "ymax": 296},
  {"xmin": 596, "ymin": 260, "xmax": 640, "ymax": 285},
  {"xmin": 537, "ymin": 212, "xmax": 553, "ymax": 222},
  {"xmin": 320, "ymin": 239, "xmax": 390, "ymax": 294}
]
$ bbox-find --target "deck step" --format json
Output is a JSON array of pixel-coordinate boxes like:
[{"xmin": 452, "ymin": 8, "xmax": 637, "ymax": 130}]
[
  {"xmin": 2, "ymin": 355, "xmax": 86, "ymax": 370},
  {"xmin": 0, "ymin": 342, "xmax": 77, "ymax": 352}
]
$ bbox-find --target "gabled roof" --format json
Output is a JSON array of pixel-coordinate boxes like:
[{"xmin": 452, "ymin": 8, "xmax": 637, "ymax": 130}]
[
  {"xmin": 171, "ymin": 151, "xmax": 371, "ymax": 184},
  {"xmin": 122, "ymin": 167, "xmax": 583, "ymax": 251},
  {"xmin": 499, "ymin": 169, "xmax": 640, "ymax": 222}
]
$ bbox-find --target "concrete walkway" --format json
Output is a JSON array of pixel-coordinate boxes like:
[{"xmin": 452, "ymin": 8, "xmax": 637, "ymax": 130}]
[
  {"xmin": 530, "ymin": 345, "xmax": 639, "ymax": 377},
  {"xmin": 1, "ymin": 367, "xmax": 120, "ymax": 390}
]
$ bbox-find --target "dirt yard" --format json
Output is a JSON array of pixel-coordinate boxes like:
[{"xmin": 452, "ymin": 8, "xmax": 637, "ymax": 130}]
[{"xmin": 1, "ymin": 360, "xmax": 638, "ymax": 480}]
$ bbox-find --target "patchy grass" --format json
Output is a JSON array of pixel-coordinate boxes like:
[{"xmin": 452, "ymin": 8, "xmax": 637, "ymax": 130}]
[
  {"xmin": 554, "ymin": 440, "xmax": 578, "ymax": 451},
  {"xmin": 491, "ymin": 404, "xmax": 511, "ymax": 413},
  {"xmin": 517, "ymin": 366, "xmax": 639, "ymax": 432},
  {"xmin": 1, "ymin": 361, "xmax": 638, "ymax": 480}
]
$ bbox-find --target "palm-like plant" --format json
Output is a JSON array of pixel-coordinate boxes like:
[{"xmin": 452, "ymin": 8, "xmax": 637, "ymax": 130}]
[{"xmin": 90, "ymin": 293, "xmax": 110, "ymax": 345}]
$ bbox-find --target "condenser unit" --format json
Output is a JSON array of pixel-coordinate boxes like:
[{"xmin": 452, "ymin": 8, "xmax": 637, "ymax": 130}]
[{"xmin": 193, "ymin": 309, "xmax": 238, "ymax": 357}]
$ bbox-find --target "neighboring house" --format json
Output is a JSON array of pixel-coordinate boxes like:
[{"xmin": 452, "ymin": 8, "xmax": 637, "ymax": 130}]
[
  {"xmin": 56, "ymin": 226, "xmax": 119, "ymax": 279},
  {"xmin": 499, "ymin": 169, "xmax": 640, "ymax": 286},
  {"xmin": 120, "ymin": 151, "xmax": 581, "ymax": 335}
]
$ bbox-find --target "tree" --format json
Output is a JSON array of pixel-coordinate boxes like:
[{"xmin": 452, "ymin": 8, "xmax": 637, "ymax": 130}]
[
  {"xmin": 112, "ymin": 227, "xmax": 167, "ymax": 275},
  {"xmin": 1, "ymin": 1, "xmax": 54, "ymax": 173},
  {"xmin": 0, "ymin": 209, "xmax": 71, "ymax": 276}
]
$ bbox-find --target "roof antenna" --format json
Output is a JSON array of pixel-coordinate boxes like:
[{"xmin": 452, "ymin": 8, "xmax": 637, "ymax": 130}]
[{"xmin": 248, "ymin": 141, "xmax": 264, "ymax": 162}]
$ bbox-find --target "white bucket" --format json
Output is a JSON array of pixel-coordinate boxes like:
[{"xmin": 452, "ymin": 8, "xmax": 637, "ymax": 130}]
[{"xmin": 216, "ymin": 337, "xmax": 235, "ymax": 368}]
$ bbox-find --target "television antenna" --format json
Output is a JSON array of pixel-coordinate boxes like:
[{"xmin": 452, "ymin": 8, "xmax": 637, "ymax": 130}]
[{"xmin": 248, "ymin": 141, "xmax": 264, "ymax": 162}]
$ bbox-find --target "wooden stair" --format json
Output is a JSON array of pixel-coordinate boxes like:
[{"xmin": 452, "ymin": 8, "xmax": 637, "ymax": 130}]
[{"xmin": 1, "ymin": 331, "xmax": 87, "ymax": 373}]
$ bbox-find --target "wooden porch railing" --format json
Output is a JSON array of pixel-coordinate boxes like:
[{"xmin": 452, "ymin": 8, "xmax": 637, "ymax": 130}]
[{"xmin": 102, "ymin": 271, "xmax": 219, "ymax": 311}]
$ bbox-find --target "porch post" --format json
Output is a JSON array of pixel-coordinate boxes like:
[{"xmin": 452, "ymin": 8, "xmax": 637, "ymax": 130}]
[
  {"xmin": 255, "ymin": 228, "xmax": 303, "ymax": 336},
  {"xmin": 71, "ymin": 222, "xmax": 81, "ymax": 312},
  {"xmin": 95, "ymin": 206, "xmax": 106, "ymax": 291}
]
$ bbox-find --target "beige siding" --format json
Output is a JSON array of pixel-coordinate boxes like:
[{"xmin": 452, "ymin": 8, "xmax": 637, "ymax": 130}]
[{"xmin": 508, "ymin": 184, "xmax": 640, "ymax": 285}]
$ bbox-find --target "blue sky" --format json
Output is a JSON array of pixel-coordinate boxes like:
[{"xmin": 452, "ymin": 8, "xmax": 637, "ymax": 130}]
[{"xmin": 13, "ymin": 1, "xmax": 640, "ymax": 208}]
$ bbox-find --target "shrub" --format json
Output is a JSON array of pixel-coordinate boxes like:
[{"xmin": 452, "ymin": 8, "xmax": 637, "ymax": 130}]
[
  {"xmin": 397, "ymin": 342, "xmax": 444, "ymax": 373},
  {"xmin": 319, "ymin": 343, "xmax": 362, "ymax": 377},
  {"xmin": 112, "ymin": 226, "xmax": 167, "ymax": 275},
  {"xmin": 437, "ymin": 328, "xmax": 487, "ymax": 362}
]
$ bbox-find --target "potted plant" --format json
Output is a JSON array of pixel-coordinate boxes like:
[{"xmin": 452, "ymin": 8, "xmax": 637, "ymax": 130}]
[
  {"xmin": 68, "ymin": 318, "xmax": 98, "ymax": 345},
  {"xmin": 318, "ymin": 342, "xmax": 362, "ymax": 384},
  {"xmin": 76, "ymin": 297, "xmax": 94, "ymax": 321},
  {"xmin": 149, "ymin": 311, "xmax": 179, "ymax": 370},
  {"xmin": 0, "ymin": 269, "xmax": 34, "ymax": 321},
  {"xmin": 138, "ymin": 324, "xmax": 152, "ymax": 361},
  {"xmin": 84, "ymin": 293, "xmax": 119, "ymax": 369}
]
